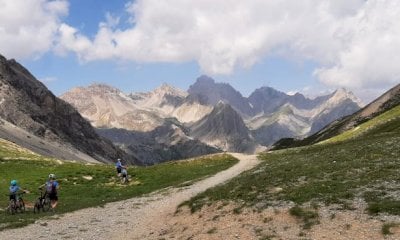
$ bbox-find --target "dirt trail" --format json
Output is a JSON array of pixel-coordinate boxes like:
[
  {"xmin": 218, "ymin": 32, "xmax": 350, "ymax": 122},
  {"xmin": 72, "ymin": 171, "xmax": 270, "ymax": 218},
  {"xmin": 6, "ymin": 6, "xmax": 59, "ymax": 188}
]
[{"xmin": 0, "ymin": 153, "xmax": 260, "ymax": 240}]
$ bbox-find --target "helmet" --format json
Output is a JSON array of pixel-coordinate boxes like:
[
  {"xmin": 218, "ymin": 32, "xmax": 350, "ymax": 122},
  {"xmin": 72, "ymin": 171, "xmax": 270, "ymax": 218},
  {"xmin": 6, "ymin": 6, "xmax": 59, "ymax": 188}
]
[
  {"xmin": 48, "ymin": 174, "xmax": 56, "ymax": 179},
  {"xmin": 117, "ymin": 158, "xmax": 121, "ymax": 161},
  {"xmin": 10, "ymin": 180, "xmax": 17, "ymax": 186}
]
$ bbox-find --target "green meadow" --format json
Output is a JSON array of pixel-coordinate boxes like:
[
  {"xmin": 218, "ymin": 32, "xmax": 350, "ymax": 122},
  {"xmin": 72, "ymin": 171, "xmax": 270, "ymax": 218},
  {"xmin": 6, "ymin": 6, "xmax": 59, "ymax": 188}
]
[
  {"xmin": 0, "ymin": 139, "xmax": 238, "ymax": 230},
  {"xmin": 183, "ymin": 108, "xmax": 400, "ymax": 221}
]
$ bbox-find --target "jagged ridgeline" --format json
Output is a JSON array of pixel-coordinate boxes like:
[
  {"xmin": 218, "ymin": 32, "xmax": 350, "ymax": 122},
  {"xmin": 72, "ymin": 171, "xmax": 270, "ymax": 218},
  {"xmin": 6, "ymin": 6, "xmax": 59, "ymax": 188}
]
[
  {"xmin": 0, "ymin": 54, "xmax": 137, "ymax": 164},
  {"xmin": 272, "ymin": 83, "xmax": 400, "ymax": 150},
  {"xmin": 61, "ymin": 75, "xmax": 363, "ymax": 164}
]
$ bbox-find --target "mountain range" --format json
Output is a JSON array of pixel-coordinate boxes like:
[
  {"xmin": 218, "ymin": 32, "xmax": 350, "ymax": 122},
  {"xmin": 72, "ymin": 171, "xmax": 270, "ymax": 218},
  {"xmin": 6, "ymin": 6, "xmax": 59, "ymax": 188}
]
[
  {"xmin": 60, "ymin": 75, "xmax": 362, "ymax": 164},
  {"xmin": 0, "ymin": 53, "xmax": 365, "ymax": 165},
  {"xmin": 272, "ymin": 83, "xmax": 400, "ymax": 149}
]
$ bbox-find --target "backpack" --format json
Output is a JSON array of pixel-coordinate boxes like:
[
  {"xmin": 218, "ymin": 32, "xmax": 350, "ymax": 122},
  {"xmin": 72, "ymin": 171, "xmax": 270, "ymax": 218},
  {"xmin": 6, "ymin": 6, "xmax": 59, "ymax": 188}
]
[{"xmin": 46, "ymin": 181, "xmax": 57, "ymax": 194}]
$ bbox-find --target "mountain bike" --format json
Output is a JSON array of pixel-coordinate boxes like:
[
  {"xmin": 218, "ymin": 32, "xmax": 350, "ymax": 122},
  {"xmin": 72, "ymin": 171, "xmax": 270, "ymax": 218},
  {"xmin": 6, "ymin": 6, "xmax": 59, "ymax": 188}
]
[
  {"xmin": 33, "ymin": 188, "xmax": 51, "ymax": 213},
  {"xmin": 120, "ymin": 169, "xmax": 129, "ymax": 184},
  {"xmin": 121, "ymin": 174, "xmax": 129, "ymax": 184},
  {"xmin": 7, "ymin": 192, "xmax": 26, "ymax": 214}
]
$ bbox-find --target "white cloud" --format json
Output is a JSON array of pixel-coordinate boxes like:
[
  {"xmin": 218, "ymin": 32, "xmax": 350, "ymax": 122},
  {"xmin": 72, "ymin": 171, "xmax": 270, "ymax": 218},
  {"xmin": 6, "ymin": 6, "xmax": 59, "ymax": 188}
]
[
  {"xmin": 0, "ymin": 0, "xmax": 68, "ymax": 59},
  {"xmin": 314, "ymin": 0, "xmax": 400, "ymax": 89},
  {"xmin": 1, "ymin": 0, "xmax": 399, "ymax": 95},
  {"xmin": 56, "ymin": 0, "xmax": 400, "ymax": 93}
]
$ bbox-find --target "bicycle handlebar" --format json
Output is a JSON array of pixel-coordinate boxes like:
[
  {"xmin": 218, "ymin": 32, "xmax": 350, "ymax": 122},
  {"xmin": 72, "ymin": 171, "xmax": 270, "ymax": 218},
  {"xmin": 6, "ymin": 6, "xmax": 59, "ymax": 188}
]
[{"xmin": 6, "ymin": 192, "xmax": 26, "ymax": 196}]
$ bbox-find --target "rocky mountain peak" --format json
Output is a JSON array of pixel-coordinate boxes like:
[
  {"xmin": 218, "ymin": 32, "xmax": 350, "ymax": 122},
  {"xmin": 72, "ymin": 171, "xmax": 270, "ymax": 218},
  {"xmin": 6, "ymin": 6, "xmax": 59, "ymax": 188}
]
[
  {"xmin": 253, "ymin": 86, "xmax": 286, "ymax": 96},
  {"xmin": 248, "ymin": 86, "xmax": 289, "ymax": 114},
  {"xmin": 0, "ymin": 54, "xmax": 6, "ymax": 63},
  {"xmin": 188, "ymin": 75, "xmax": 254, "ymax": 117},
  {"xmin": 153, "ymin": 83, "xmax": 187, "ymax": 98},
  {"xmin": 330, "ymin": 88, "xmax": 363, "ymax": 107},
  {"xmin": 85, "ymin": 83, "xmax": 122, "ymax": 95},
  {"xmin": 195, "ymin": 75, "xmax": 215, "ymax": 84},
  {"xmin": 212, "ymin": 101, "xmax": 234, "ymax": 113}
]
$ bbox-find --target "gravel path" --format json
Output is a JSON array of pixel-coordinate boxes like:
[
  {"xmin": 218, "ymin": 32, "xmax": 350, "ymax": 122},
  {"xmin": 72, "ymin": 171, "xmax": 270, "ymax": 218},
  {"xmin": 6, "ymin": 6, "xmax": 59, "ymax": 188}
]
[{"xmin": 0, "ymin": 153, "xmax": 260, "ymax": 240}]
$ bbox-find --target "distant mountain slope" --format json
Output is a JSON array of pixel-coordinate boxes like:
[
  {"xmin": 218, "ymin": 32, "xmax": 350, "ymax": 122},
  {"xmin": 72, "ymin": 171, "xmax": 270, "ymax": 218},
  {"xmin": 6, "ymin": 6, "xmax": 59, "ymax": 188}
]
[
  {"xmin": 97, "ymin": 120, "xmax": 220, "ymax": 165},
  {"xmin": 308, "ymin": 89, "xmax": 361, "ymax": 134},
  {"xmin": 190, "ymin": 102, "xmax": 260, "ymax": 153},
  {"xmin": 60, "ymin": 84, "xmax": 166, "ymax": 132},
  {"xmin": 0, "ymin": 54, "xmax": 132, "ymax": 164},
  {"xmin": 249, "ymin": 104, "xmax": 311, "ymax": 146},
  {"xmin": 272, "ymin": 83, "xmax": 400, "ymax": 150},
  {"xmin": 247, "ymin": 88, "xmax": 361, "ymax": 146},
  {"xmin": 186, "ymin": 76, "xmax": 361, "ymax": 145},
  {"xmin": 129, "ymin": 83, "xmax": 213, "ymax": 124},
  {"xmin": 130, "ymin": 83, "xmax": 188, "ymax": 115},
  {"xmin": 61, "ymin": 84, "xmax": 220, "ymax": 164}
]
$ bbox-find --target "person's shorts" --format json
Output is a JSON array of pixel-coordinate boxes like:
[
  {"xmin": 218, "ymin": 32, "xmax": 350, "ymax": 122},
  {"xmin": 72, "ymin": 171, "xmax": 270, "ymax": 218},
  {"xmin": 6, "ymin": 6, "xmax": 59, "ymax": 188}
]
[
  {"xmin": 117, "ymin": 168, "xmax": 122, "ymax": 174},
  {"xmin": 49, "ymin": 193, "xmax": 58, "ymax": 201},
  {"xmin": 9, "ymin": 194, "xmax": 16, "ymax": 201}
]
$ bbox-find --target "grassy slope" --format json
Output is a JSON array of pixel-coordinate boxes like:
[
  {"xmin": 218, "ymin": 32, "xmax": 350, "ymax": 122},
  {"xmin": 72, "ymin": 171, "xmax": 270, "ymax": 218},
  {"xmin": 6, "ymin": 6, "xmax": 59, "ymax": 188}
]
[
  {"xmin": 184, "ymin": 111, "xmax": 400, "ymax": 217},
  {"xmin": 320, "ymin": 105, "xmax": 400, "ymax": 144},
  {"xmin": 0, "ymin": 139, "xmax": 238, "ymax": 230}
]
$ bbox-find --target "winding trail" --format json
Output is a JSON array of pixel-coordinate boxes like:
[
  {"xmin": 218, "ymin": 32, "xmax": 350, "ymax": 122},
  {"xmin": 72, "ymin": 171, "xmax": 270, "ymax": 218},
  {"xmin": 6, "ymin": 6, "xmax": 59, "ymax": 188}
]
[{"xmin": 0, "ymin": 153, "xmax": 259, "ymax": 240}]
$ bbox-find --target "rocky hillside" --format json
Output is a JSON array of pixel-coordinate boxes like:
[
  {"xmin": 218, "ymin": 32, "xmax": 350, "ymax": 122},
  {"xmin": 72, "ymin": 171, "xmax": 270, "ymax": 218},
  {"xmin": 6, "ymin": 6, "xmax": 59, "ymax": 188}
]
[
  {"xmin": 272, "ymin": 83, "xmax": 400, "ymax": 149},
  {"xmin": 0, "ymin": 54, "xmax": 133, "ymax": 164}
]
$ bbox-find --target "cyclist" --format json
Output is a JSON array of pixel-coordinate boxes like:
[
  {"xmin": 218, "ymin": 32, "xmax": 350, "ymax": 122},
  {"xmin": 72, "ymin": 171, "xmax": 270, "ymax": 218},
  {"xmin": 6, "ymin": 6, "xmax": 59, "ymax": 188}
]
[
  {"xmin": 9, "ymin": 180, "xmax": 28, "ymax": 204},
  {"xmin": 39, "ymin": 174, "xmax": 60, "ymax": 210}
]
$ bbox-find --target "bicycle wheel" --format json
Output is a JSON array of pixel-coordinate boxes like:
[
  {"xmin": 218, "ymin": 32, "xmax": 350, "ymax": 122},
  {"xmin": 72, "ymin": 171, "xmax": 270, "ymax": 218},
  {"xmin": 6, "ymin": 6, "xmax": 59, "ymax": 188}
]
[
  {"xmin": 8, "ymin": 200, "xmax": 16, "ymax": 215},
  {"xmin": 43, "ymin": 197, "xmax": 51, "ymax": 212},
  {"xmin": 34, "ymin": 200, "xmax": 41, "ymax": 214},
  {"xmin": 19, "ymin": 199, "xmax": 25, "ymax": 213}
]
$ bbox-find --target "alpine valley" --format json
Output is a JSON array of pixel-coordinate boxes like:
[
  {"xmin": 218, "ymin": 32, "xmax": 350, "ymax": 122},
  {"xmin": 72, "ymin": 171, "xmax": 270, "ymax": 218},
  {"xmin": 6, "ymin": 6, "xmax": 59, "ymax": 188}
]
[{"xmin": 61, "ymin": 75, "xmax": 362, "ymax": 165}]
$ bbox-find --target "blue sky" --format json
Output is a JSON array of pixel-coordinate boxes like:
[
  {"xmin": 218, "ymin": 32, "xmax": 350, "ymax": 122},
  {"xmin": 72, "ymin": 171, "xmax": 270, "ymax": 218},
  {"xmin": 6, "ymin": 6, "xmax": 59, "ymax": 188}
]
[
  {"xmin": 2, "ymin": 0, "xmax": 399, "ymax": 102},
  {"xmin": 21, "ymin": 51, "xmax": 320, "ymax": 97}
]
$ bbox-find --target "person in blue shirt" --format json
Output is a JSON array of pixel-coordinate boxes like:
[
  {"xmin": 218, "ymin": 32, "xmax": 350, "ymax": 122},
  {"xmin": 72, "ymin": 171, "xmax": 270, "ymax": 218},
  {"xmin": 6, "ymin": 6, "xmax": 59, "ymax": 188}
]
[
  {"xmin": 9, "ymin": 180, "xmax": 28, "ymax": 202},
  {"xmin": 115, "ymin": 159, "xmax": 124, "ymax": 176},
  {"xmin": 39, "ymin": 174, "xmax": 60, "ymax": 210}
]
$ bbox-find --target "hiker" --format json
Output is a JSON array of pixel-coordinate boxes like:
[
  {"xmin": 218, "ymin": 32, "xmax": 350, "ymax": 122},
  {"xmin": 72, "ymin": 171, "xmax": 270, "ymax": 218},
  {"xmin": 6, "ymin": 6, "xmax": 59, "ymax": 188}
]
[
  {"xmin": 39, "ymin": 174, "xmax": 60, "ymax": 210},
  {"xmin": 115, "ymin": 158, "xmax": 124, "ymax": 177}
]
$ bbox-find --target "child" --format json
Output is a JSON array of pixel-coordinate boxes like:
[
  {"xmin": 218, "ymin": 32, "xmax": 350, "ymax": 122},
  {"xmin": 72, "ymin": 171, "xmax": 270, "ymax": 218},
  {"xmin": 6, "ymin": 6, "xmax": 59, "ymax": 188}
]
[
  {"xmin": 9, "ymin": 180, "xmax": 28, "ymax": 202},
  {"xmin": 121, "ymin": 167, "xmax": 129, "ymax": 183}
]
